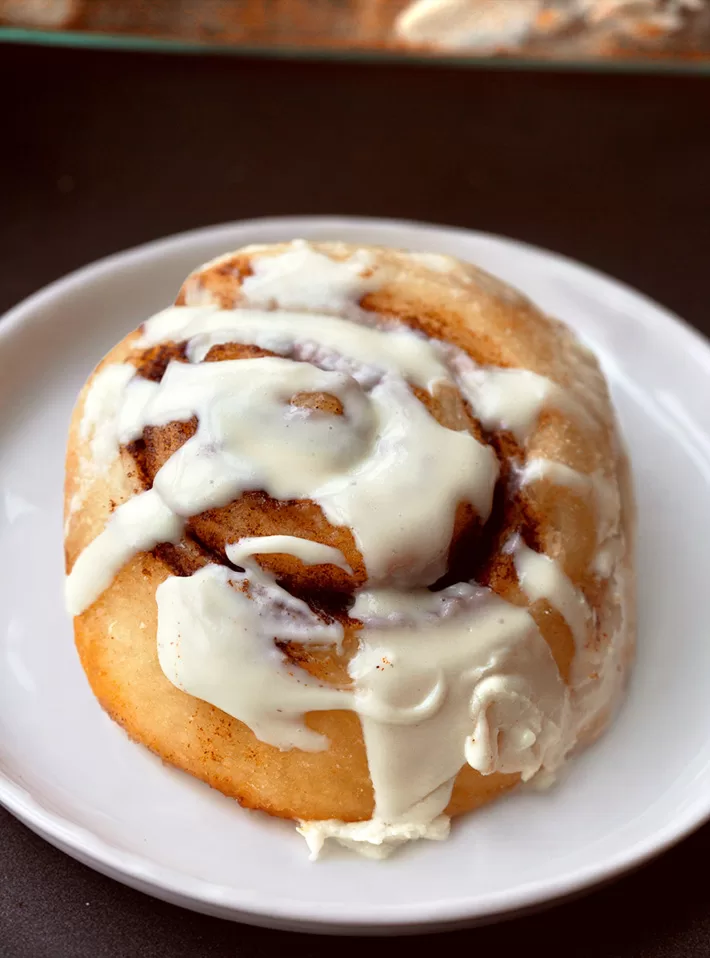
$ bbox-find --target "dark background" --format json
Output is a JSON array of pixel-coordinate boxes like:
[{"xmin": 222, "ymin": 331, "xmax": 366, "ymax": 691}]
[{"xmin": 2, "ymin": 42, "xmax": 710, "ymax": 957}]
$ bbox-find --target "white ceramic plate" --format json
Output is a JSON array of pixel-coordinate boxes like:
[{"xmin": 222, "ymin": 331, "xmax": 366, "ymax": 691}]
[{"xmin": 2, "ymin": 216, "xmax": 710, "ymax": 935}]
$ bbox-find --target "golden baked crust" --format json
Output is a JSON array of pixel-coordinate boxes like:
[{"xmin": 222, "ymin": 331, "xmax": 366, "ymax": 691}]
[{"xmin": 65, "ymin": 242, "xmax": 634, "ymax": 822}]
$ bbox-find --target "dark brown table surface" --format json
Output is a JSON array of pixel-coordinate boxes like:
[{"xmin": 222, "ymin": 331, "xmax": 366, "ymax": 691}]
[{"xmin": 2, "ymin": 42, "xmax": 710, "ymax": 958}]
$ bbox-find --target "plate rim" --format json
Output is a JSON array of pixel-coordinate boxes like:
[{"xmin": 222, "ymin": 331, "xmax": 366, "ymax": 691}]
[{"xmin": 2, "ymin": 214, "xmax": 710, "ymax": 932}]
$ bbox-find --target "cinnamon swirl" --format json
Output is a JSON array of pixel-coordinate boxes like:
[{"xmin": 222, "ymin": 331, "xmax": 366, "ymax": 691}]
[{"xmin": 64, "ymin": 240, "xmax": 635, "ymax": 859}]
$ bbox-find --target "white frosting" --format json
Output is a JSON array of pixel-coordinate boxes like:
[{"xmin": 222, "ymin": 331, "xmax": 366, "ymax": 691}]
[
  {"xmin": 115, "ymin": 376, "xmax": 160, "ymax": 444},
  {"xmin": 67, "ymin": 354, "xmax": 497, "ymax": 593},
  {"xmin": 66, "ymin": 490, "xmax": 183, "ymax": 616},
  {"xmin": 521, "ymin": 458, "xmax": 622, "ymax": 575},
  {"xmin": 227, "ymin": 535, "xmax": 352, "ymax": 573},
  {"xmin": 513, "ymin": 538, "xmax": 628, "ymax": 750},
  {"xmin": 593, "ymin": 540, "xmax": 621, "ymax": 579},
  {"xmin": 395, "ymin": 0, "xmax": 700, "ymax": 51},
  {"xmin": 138, "ymin": 306, "xmax": 449, "ymax": 388},
  {"xmin": 521, "ymin": 457, "xmax": 589, "ymax": 491},
  {"xmin": 515, "ymin": 542, "xmax": 591, "ymax": 659},
  {"xmin": 80, "ymin": 363, "xmax": 137, "ymax": 469},
  {"xmin": 69, "ymin": 368, "xmax": 159, "ymax": 531},
  {"xmin": 240, "ymin": 241, "xmax": 378, "ymax": 313},
  {"xmin": 404, "ymin": 251, "xmax": 458, "ymax": 273},
  {"xmin": 297, "ymin": 816, "xmax": 450, "ymax": 860},
  {"xmin": 66, "ymin": 241, "xmax": 629, "ymax": 859},
  {"xmin": 458, "ymin": 367, "xmax": 570, "ymax": 443},
  {"xmin": 156, "ymin": 547, "xmax": 568, "ymax": 827},
  {"xmin": 156, "ymin": 564, "xmax": 346, "ymax": 751},
  {"xmin": 297, "ymin": 786, "xmax": 452, "ymax": 860},
  {"xmin": 0, "ymin": 0, "xmax": 79, "ymax": 30},
  {"xmin": 396, "ymin": 0, "xmax": 541, "ymax": 50},
  {"xmin": 350, "ymin": 585, "xmax": 567, "ymax": 819}
]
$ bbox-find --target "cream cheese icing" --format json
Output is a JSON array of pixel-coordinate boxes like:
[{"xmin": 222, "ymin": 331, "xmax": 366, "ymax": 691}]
[
  {"xmin": 396, "ymin": 0, "xmax": 541, "ymax": 51},
  {"xmin": 297, "ymin": 785, "xmax": 453, "ymax": 860},
  {"xmin": 395, "ymin": 0, "xmax": 702, "ymax": 51}
]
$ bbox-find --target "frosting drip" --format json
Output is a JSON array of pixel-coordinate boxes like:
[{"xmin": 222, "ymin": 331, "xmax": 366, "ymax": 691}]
[
  {"xmin": 350, "ymin": 586, "xmax": 567, "ymax": 820},
  {"xmin": 157, "ymin": 564, "xmax": 346, "ymax": 752}
]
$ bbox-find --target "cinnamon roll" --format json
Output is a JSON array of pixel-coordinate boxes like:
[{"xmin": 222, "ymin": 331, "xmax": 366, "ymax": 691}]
[{"xmin": 64, "ymin": 240, "xmax": 635, "ymax": 859}]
